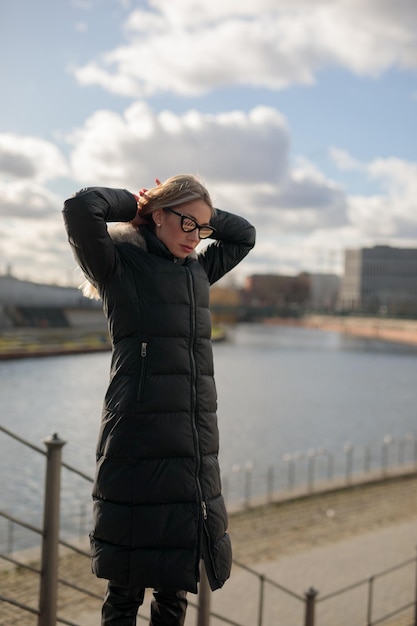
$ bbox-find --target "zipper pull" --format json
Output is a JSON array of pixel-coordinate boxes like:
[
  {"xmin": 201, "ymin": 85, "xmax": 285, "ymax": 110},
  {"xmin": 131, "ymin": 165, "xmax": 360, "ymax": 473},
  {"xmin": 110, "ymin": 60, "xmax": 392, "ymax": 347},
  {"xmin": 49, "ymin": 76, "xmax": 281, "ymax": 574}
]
[
  {"xmin": 201, "ymin": 501, "xmax": 208, "ymax": 520},
  {"xmin": 141, "ymin": 342, "xmax": 147, "ymax": 357}
]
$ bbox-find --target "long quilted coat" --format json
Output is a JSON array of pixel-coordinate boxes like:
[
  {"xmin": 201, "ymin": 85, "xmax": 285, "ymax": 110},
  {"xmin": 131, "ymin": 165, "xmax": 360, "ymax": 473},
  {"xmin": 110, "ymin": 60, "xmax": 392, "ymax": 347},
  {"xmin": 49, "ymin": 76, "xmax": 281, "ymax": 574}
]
[{"xmin": 63, "ymin": 187, "xmax": 256, "ymax": 593}]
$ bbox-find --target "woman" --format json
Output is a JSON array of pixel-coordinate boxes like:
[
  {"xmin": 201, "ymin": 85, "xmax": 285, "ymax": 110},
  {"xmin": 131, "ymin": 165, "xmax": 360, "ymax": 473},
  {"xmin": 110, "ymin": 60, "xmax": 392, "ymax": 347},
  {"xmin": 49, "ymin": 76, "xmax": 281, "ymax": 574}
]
[{"xmin": 63, "ymin": 174, "xmax": 256, "ymax": 625}]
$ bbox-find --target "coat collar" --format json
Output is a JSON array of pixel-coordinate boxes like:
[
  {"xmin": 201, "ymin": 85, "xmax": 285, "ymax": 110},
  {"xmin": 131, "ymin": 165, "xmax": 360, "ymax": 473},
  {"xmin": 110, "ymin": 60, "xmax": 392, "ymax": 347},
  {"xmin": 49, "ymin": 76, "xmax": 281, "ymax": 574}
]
[
  {"xmin": 109, "ymin": 222, "xmax": 197, "ymax": 263},
  {"xmin": 80, "ymin": 222, "xmax": 197, "ymax": 299}
]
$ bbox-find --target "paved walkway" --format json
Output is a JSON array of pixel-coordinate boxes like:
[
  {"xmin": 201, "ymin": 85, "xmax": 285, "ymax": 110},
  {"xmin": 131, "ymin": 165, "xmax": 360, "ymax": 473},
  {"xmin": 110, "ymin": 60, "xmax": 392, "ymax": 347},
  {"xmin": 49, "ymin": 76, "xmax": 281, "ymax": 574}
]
[{"xmin": 74, "ymin": 515, "xmax": 417, "ymax": 626}]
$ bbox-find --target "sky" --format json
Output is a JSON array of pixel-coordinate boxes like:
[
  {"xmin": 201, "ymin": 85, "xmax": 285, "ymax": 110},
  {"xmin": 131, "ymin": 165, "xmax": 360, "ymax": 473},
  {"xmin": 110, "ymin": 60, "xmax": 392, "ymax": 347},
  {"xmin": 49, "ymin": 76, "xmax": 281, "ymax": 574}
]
[{"xmin": 1, "ymin": 0, "xmax": 416, "ymax": 287}]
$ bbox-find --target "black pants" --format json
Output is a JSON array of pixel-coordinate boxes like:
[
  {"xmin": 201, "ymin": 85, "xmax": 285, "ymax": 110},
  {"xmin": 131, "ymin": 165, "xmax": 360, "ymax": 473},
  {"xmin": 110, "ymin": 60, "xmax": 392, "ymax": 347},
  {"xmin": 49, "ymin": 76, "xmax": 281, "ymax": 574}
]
[{"xmin": 101, "ymin": 583, "xmax": 188, "ymax": 626}]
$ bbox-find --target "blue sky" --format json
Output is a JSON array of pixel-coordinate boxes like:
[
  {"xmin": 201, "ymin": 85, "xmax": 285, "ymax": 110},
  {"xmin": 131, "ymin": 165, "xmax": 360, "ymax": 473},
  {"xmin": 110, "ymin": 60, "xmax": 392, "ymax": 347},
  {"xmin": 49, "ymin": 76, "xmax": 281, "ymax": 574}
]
[{"xmin": 1, "ymin": 0, "xmax": 416, "ymax": 285}]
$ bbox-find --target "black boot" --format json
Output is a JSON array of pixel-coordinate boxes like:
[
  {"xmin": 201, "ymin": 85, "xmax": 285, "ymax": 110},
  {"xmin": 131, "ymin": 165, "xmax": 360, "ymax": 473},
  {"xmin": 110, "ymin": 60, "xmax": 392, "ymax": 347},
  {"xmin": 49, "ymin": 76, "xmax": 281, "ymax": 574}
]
[
  {"xmin": 150, "ymin": 589, "xmax": 188, "ymax": 626},
  {"xmin": 102, "ymin": 582, "xmax": 145, "ymax": 625}
]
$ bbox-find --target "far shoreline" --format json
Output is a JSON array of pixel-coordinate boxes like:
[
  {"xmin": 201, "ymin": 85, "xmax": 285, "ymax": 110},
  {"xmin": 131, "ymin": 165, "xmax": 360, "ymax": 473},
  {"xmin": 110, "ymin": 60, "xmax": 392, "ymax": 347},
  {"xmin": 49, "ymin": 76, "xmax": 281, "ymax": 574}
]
[
  {"xmin": 0, "ymin": 324, "xmax": 227, "ymax": 360},
  {"xmin": 265, "ymin": 314, "xmax": 417, "ymax": 347},
  {"xmin": 2, "ymin": 316, "xmax": 417, "ymax": 360}
]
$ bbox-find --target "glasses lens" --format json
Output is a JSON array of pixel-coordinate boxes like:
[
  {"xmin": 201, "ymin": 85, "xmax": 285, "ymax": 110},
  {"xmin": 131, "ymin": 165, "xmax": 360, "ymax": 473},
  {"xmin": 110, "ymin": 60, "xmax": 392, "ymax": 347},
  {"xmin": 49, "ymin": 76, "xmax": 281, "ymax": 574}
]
[
  {"xmin": 198, "ymin": 226, "xmax": 214, "ymax": 239},
  {"xmin": 181, "ymin": 216, "xmax": 198, "ymax": 232}
]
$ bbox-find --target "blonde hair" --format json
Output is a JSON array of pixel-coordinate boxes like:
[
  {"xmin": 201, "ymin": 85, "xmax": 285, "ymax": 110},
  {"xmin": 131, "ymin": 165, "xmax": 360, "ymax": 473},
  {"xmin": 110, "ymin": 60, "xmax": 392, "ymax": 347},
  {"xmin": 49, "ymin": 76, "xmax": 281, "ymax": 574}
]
[
  {"xmin": 139, "ymin": 174, "xmax": 214, "ymax": 225},
  {"xmin": 80, "ymin": 174, "xmax": 213, "ymax": 299}
]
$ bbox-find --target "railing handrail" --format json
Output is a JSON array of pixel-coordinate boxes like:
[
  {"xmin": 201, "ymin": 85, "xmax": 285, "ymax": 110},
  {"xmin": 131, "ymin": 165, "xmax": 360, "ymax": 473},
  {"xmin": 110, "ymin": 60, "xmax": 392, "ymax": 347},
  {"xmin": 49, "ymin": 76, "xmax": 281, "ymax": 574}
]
[
  {"xmin": 234, "ymin": 558, "xmax": 305, "ymax": 602},
  {"xmin": 0, "ymin": 508, "xmax": 43, "ymax": 536},
  {"xmin": 2, "ymin": 422, "xmax": 417, "ymax": 510},
  {"xmin": 0, "ymin": 423, "xmax": 46, "ymax": 455},
  {"xmin": 0, "ymin": 423, "xmax": 95, "ymax": 483},
  {"xmin": 317, "ymin": 553, "xmax": 417, "ymax": 603},
  {"xmin": 62, "ymin": 460, "xmax": 94, "ymax": 483},
  {"xmin": 0, "ymin": 593, "xmax": 40, "ymax": 617}
]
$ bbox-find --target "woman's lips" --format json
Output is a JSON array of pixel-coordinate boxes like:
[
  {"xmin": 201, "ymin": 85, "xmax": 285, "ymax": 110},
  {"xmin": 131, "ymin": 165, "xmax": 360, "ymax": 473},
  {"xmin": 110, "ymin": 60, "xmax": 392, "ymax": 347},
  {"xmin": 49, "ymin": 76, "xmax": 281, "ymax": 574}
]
[{"xmin": 181, "ymin": 244, "xmax": 194, "ymax": 253}]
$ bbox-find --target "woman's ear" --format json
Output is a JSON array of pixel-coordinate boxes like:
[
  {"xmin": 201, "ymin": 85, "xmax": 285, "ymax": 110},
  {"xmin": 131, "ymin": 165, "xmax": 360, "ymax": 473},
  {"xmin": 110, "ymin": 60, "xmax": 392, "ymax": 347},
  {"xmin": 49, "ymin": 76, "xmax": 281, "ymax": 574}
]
[{"xmin": 152, "ymin": 209, "xmax": 163, "ymax": 226}]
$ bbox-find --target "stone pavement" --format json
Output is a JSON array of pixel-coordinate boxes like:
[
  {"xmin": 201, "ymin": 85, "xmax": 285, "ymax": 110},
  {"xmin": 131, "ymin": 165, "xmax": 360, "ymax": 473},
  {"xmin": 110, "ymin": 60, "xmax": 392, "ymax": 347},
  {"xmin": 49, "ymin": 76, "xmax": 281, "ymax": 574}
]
[{"xmin": 75, "ymin": 515, "xmax": 417, "ymax": 626}]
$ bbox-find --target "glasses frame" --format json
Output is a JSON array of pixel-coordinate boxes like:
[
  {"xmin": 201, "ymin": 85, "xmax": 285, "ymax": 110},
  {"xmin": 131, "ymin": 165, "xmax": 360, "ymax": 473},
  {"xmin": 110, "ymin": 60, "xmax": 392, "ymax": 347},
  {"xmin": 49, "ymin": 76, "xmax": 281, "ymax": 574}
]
[{"xmin": 164, "ymin": 207, "xmax": 216, "ymax": 239}]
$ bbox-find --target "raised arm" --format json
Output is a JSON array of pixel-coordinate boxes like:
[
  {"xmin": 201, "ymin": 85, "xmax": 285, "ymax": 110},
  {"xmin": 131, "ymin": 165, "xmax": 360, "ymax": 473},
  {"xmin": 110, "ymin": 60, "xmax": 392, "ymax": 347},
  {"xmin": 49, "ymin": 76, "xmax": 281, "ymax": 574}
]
[
  {"xmin": 62, "ymin": 187, "xmax": 137, "ymax": 285},
  {"xmin": 198, "ymin": 209, "xmax": 256, "ymax": 285}
]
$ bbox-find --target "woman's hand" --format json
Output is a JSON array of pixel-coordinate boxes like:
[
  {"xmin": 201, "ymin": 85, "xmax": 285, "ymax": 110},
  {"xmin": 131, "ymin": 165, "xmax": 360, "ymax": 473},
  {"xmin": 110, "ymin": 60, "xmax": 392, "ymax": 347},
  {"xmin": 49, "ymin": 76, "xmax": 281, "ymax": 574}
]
[
  {"xmin": 130, "ymin": 179, "xmax": 161, "ymax": 227},
  {"xmin": 130, "ymin": 191, "xmax": 147, "ymax": 227}
]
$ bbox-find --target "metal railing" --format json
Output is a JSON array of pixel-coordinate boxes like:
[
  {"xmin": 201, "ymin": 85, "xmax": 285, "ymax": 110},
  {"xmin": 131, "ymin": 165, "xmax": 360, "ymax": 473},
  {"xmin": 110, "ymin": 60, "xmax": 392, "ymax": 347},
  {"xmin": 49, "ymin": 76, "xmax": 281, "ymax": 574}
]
[
  {"xmin": 221, "ymin": 433, "xmax": 417, "ymax": 510},
  {"xmin": 315, "ymin": 554, "xmax": 417, "ymax": 626},
  {"xmin": 1, "ymin": 423, "xmax": 417, "ymax": 626}
]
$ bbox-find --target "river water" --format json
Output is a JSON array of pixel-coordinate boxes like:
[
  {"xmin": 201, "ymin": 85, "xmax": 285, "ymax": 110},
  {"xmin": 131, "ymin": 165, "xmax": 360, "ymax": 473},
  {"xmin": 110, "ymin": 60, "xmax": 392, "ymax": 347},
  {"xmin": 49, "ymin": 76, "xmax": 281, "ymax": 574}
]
[{"xmin": 1, "ymin": 323, "xmax": 417, "ymax": 548}]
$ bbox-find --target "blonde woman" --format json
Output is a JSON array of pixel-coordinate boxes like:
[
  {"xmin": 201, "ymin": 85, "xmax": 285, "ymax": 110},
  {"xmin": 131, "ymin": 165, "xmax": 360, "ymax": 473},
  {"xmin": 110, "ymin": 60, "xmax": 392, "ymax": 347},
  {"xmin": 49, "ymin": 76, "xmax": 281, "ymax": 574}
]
[{"xmin": 63, "ymin": 174, "xmax": 256, "ymax": 626}]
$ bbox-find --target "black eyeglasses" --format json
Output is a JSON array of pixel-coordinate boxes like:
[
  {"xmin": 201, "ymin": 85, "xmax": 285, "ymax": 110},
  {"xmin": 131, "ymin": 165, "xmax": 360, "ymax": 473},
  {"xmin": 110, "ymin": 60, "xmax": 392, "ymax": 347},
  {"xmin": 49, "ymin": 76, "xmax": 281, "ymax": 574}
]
[{"xmin": 164, "ymin": 208, "xmax": 215, "ymax": 239}]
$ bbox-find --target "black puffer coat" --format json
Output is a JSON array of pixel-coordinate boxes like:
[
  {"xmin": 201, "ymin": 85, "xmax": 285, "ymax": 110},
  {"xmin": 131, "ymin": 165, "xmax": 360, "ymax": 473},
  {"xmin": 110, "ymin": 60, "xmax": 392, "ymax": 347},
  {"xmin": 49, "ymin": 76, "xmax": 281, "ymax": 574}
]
[{"xmin": 63, "ymin": 187, "xmax": 256, "ymax": 593}]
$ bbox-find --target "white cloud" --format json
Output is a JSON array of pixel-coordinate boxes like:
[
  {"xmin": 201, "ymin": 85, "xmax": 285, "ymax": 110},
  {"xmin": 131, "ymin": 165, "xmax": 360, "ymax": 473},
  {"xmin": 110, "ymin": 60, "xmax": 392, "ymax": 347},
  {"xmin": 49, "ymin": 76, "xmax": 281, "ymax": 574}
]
[
  {"xmin": 338, "ymin": 153, "xmax": 417, "ymax": 223},
  {"xmin": 348, "ymin": 194, "xmax": 396, "ymax": 237},
  {"xmin": 0, "ymin": 134, "xmax": 68, "ymax": 224},
  {"xmin": 250, "ymin": 150, "xmax": 417, "ymax": 275},
  {"xmin": 67, "ymin": 102, "xmax": 290, "ymax": 188},
  {"xmin": 66, "ymin": 101, "xmax": 353, "ymax": 240},
  {"xmin": 0, "ymin": 134, "xmax": 68, "ymax": 183},
  {"xmin": 1, "ymin": 215, "xmax": 72, "ymax": 284},
  {"xmin": 330, "ymin": 149, "xmax": 417, "ymax": 238},
  {"xmin": 348, "ymin": 157, "xmax": 417, "ymax": 238},
  {"xmin": 72, "ymin": 0, "xmax": 417, "ymax": 97},
  {"xmin": 0, "ymin": 133, "xmax": 70, "ymax": 277},
  {"xmin": 329, "ymin": 147, "xmax": 363, "ymax": 171},
  {"xmin": 61, "ymin": 100, "xmax": 359, "ymax": 278},
  {"xmin": 66, "ymin": 101, "xmax": 417, "ymax": 247},
  {"xmin": 0, "ymin": 180, "xmax": 62, "ymax": 218}
]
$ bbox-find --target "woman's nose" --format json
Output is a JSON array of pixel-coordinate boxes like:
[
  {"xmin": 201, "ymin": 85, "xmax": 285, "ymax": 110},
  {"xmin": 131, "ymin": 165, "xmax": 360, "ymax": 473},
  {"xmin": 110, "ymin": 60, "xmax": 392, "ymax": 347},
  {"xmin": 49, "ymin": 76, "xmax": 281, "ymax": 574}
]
[{"xmin": 188, "ymin": 229, "xmax": 200, "ymax": 242}]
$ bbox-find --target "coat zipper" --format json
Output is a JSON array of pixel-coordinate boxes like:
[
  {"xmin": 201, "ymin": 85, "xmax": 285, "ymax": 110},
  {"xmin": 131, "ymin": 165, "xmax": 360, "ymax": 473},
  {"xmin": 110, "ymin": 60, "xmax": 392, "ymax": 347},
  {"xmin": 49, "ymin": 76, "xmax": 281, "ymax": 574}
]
[
  {"xmin": 137, "ymin": 341, "xmax": 147, "ymax": 401},
  {"xmin": 186, "ymin": 269, "xmax": 204, "ymax": 507},
  {"xmin": 185, "ymin": 267, "xmax": 217, "ymax": 586}
]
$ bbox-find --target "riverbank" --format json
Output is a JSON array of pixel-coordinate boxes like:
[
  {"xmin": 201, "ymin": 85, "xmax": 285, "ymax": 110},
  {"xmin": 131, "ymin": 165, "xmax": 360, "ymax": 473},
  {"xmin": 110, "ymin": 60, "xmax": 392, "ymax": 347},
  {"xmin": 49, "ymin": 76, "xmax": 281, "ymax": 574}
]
[
  {"xmin": 2, "ymin": 316, "xmax": 417, "ymax": 359},
  {"xmin": 267, "ymin": 314, "xmax": 417, "ymax": 347},
  {"xmin": 0, "ymin": 325, "xmax": 228, "ymax": 360},
  {"xmin": 0, "ymin": 328, "xmax": 111, "ymax": 360}
]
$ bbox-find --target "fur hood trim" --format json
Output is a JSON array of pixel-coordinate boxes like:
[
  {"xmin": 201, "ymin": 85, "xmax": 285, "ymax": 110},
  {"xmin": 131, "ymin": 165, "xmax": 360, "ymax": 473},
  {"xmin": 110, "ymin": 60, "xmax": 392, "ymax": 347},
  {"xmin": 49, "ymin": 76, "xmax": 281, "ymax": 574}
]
[{"xmin": 80, "ymin": 222, "xmax": 197, "ymax": 299}]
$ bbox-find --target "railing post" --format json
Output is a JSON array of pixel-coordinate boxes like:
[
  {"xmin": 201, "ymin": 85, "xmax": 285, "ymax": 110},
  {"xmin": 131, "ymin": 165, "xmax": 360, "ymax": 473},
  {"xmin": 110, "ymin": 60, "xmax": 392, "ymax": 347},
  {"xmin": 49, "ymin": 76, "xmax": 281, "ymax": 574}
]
[
  {"xmin": 414, "ymin": 547, "xmax": 417, "ymax": 626},
  {"xmin": 267, "ymin": 466, "xmax": 274, "ymax": 502},
  {"xmin": 7, "ymin": 518, "xmax": 14, "ymax": 555},
  {"xmin": 79, "ymin": 502, "xmax": 87, "ymax": 540},
  {"xmin": 244, "ymin": 461, "xmax": 254, "ymax": 508},
  {"xmin": 257, "ymin": 574, "xmax": 265, "ymax": 626},
  {"xmin": 326, "ymin": 452, "xmax": 334, "ymax": 482},
  {"xmin": 363, "ymin": 446, "xmax": 372, "ymax": 473},
  {"xmin": 38, "ymin": 433, "xmax": 66, "ymax": 626},
  {"xmin": 307, "ymin": 449, "xmax": 316, "ymax": 492},
  {"xmin": 381, "ymin": 435, "xmax": 392, "ymax": 476},
  {"xmin": 344, "ymin": 443, "xmax": 353, "ymax": 484},
  {"xmin": 304, "ymin": 587, "xmax": 318, "ymax": 626},
  {"xmin": 197, "ymin": 561, "xmax": 211, "ymax": 626},
  {"xmin": 366, "ymin": 576, "xmax": 374, "ymax": 626}
]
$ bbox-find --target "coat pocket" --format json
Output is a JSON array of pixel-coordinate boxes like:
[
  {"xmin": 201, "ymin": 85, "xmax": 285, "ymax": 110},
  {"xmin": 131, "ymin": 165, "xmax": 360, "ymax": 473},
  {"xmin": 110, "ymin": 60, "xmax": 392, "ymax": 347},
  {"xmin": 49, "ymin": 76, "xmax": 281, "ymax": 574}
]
[
  {"xmin": 211, "ymin": 532, "xmax": 232, "ymax": 587},
  {"xmin": 137, "ymin": 341, "xmax": 148, "ymax": 402}
]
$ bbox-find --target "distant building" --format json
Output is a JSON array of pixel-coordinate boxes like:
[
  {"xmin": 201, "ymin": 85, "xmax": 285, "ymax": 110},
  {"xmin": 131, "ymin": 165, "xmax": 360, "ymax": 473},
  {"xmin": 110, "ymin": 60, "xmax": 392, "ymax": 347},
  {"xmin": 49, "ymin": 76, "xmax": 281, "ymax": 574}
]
[
  {"xmin": 0, "ymin": 274, "xmax": 104, "ymax": 329},
  {"xmin": 307, "ymin": 274, "xmax": 340, "ymax": 311},
  {"xmin": 243, "ymin": 273, "xmax": 310, "ymax": 316},
  {"xmin": 338, "ymin": 246, "xmax": 417, "ymax": 315},
  {"xmin": 0, "ymin": 274, "xmax": 87, "ymax": 307}
]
